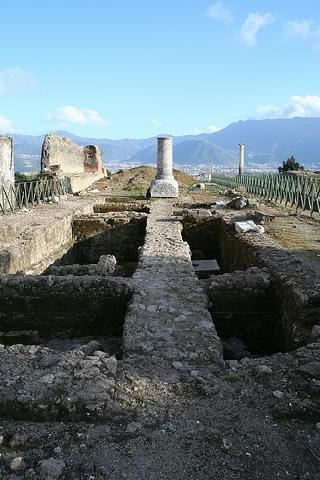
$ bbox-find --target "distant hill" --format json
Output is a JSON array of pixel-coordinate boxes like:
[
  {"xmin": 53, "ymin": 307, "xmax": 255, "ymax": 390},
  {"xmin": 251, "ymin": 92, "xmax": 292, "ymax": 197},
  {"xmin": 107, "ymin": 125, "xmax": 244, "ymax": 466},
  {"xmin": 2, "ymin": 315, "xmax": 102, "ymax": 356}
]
[
  {"xmin": 202, "ymin": 117, "xmax": 320, "ymax": 167},
  {"xmin": 129, "ymin": 139, "xmax": 237, "ymax": 165},
  {"xmin": 10, "ymin": 116, "xmax": 320, "ymax": 173}
]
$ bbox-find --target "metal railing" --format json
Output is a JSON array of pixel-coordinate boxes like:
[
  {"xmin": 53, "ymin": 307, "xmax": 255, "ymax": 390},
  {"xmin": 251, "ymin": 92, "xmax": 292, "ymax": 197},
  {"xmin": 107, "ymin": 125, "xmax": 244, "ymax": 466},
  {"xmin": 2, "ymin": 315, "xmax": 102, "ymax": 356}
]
[
  {"xmin": 210, "ymin": 173, "xmax": 320, "ymax": 215},
  {"xmin": 0, "ymin": 178, "xmax": 69, "ymax": 214}
]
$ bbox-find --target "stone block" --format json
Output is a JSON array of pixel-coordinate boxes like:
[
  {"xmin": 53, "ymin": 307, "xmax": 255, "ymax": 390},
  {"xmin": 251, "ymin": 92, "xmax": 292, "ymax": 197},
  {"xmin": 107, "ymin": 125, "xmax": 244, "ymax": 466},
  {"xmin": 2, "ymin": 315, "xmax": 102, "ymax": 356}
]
[{"xmin": 234, "ymin": 220, "xmax": 264, "ymax": 234}]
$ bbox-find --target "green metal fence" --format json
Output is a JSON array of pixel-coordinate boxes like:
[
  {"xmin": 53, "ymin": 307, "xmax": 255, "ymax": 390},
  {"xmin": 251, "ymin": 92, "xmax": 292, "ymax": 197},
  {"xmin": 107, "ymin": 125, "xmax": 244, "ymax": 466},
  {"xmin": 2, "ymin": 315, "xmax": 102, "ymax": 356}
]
[
  {"xmin": 211, "ymin": 173, "xmax": 320, "ymax": 215},
  {"xmin": 0, "ymin": 178, "xmax": 69, "ymax": 214}
]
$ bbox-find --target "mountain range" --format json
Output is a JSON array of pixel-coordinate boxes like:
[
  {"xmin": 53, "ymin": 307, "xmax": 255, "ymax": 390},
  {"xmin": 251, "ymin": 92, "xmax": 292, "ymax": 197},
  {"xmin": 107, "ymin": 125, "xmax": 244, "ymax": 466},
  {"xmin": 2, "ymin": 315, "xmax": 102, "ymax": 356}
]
[{"xmin": 10, "ymin": 117, "xmax": 320, "ymax": 173}]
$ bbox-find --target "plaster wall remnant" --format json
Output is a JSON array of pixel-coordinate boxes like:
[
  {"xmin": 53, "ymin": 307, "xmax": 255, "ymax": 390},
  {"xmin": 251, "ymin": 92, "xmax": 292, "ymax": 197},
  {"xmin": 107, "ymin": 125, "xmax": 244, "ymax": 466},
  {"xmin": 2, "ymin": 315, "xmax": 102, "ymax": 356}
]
[
  {"xmin": 41, "ymin": 134, "xmax": 105, "ymax": 193},
  {"xmin": 150, "ymin": 137, "xmax": 178, "ymax": 197},
  {"xmin": 0, "ymin": 136, "xmax": 14, "ymax": 186}
]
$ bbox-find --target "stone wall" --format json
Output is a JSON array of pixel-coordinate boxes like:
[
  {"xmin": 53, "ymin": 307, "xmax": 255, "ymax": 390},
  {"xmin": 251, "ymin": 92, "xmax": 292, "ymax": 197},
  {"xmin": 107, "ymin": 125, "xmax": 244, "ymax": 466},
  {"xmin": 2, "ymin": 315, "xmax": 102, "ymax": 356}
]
[
  {"xmin": 41, "ymin": 135, "xmax": 105, "ymax": 192},
  {"xmin": 0, "ymin": 275, "xmax": 131, "ymax": 337},
  {"xmin": 41, "ymin": 135, "xmax": 85, "ymax": 174},
  {"xmin": 208, "ymin": 267, "xmax": 277, "ymax": 354},
  {"xmin": 72, "ymin": 213, "xmax": 147, "ymax": 263},
  {"xmin": 216, "ymin": 214, "xmax": 320, "ymax": 350},
  {"xmin": 0, "ymin": 199, "xmax": 95, "ymax": 274},
  {"xmin": 83, "ymin": 145, "xmax": 104, "ymax": 175}
]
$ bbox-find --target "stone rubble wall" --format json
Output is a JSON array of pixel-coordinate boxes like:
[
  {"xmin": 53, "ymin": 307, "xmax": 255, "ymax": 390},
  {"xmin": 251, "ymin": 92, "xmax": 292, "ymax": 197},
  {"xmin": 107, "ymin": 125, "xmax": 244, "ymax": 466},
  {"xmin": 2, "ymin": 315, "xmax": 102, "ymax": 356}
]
[
  {"xmin": 216, "ymin": 210, "xmax": 320, "ymax": 350},
  {"xmin": 123, "ymin": 199, "xmax": 223, "ymax": 381},
  {"xmin": 0, "ymin": 275, "xmax": 131, "ymax": 335},
  {"xmin": 72, "ymin": 213, "xmax": 147, "ymax": 263},
  {"xmin": 44, "ymin": 254, "xmax": 117, "ymax": 276},
  {"xmin": 208, "ymin": 267, "xmax": 276, "ymax": 353}
]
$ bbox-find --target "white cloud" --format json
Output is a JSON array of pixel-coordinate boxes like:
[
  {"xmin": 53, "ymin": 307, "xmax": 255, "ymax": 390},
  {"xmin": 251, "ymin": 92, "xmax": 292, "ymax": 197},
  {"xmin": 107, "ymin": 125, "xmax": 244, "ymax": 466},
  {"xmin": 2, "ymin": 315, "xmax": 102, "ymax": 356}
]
[
  {"xmin": 239, "ymin": 12, "xmax": 275, "ymax": 47},
  {"xmin": 0, "ymin": 114, "xmax": 16, "ymax": 133},
  {"xmin": 284, "ymin": 19, "xmax": 320, "ymax": 51},
  {"xmin": 150, "ymin": 118, "xmax": 161, "ymax": 127},
  {"xmin": 0, "ymin": 67, "xmax": 35, "ymax": 95},
  {"xmin": 284, "ymin": 20, "xmax": 313, "ymax": 39},
  {"xmin": 256, "ymin": 95, "xmax": 320, "ymax": 119},
  {"xmin": 208, "ymin": 124, "xmax": 221, "ymax": 133},
  {"xmin": 46, "ymin": 106, "xmax": 106, "ymax": 126},
  {"xmin": 207, "ymin": 2, "xmax": 233, "ymax": 23}
]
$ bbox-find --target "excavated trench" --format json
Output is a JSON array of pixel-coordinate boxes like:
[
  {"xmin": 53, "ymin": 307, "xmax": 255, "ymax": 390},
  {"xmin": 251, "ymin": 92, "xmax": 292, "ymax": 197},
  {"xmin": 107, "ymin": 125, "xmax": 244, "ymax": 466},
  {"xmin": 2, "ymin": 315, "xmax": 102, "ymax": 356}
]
[
  {"xmin": 0, "ymin": 213, "xmax": 148, "ymax": 356},
  {"xmin": 51, "ymin": 214, "xmax": 147, "ymax": 276},
  {"xmin": 0, "ymin": 202, "xmax": 317, "ymax": 370},
  {"xmin": 181, "ymin": 214, "xmax": 314, "ymax": 359},
  {"xmin": 0, "ymin": 275, "xmax": 131, "ymax": 356}
]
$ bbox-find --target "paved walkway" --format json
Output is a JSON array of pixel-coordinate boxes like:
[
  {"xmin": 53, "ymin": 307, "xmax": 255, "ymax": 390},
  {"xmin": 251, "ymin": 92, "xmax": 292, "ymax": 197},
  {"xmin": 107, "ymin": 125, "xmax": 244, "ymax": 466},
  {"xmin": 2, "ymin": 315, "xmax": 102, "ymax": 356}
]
[{"xmin": 123, "ymin": 199, "xmax": 223, "ymax": 381}]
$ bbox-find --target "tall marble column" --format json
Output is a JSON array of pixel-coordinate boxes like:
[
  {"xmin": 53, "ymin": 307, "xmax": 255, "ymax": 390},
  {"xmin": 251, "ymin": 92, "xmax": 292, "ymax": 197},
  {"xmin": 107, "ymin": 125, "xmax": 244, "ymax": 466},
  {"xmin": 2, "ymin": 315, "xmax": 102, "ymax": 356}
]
[
  {"xmin": 150, "ymin": 137, "xmax": 178, "ymax": 197},
  {"xmin": 239, "ymin": 144, "xmax": 245, "ymax": 176}
]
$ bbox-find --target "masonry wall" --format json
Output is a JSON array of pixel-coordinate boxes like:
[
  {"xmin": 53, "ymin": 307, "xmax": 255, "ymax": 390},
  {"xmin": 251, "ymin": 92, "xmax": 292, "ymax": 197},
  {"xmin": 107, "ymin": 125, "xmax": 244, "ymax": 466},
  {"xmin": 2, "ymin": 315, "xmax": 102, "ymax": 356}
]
[
  {"xmin": 41, "ymin": 135, "xmax": 85, "ymax": 174},
  {"xmin": 83, "ymin": 145, "xmax": 104, "ymax": 175},
  {"xmin": 0, "ymin": 200, "xmax": 95, "ymax": 274},
  {"xmin": 217, "ymin": 217, "xmax": 320, "ymax": 350},
  {"xmin": 0, "ymin": 275, "xmax": 131, "ymax": 337},
  {"xmin": 72, "ymin": 214, "xmax": 147, "ymax": 263},
  {"xmin": 0, "ymin": 136, "xmax": 14, "ymax": 186}
]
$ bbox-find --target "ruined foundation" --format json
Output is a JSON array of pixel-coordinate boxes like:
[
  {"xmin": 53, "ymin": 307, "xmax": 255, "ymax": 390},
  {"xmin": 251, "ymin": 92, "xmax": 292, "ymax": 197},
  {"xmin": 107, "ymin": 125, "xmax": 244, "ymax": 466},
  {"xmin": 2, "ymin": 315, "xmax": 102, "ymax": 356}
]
[{"xmin": 0, "ymin": 193, "xmax": 320, "ymax": 478}]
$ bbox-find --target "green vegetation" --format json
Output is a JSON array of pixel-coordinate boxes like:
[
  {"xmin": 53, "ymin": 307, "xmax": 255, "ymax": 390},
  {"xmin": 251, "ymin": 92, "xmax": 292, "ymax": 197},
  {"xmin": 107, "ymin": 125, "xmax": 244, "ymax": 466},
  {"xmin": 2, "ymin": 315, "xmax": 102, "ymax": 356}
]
[
  {"xmin": 278, "ymin": 156, "xmax": 304, "ymax": 173},
  {"xmin": 14, "ymin": 172, "xmax": 40, "ymax": 183}
]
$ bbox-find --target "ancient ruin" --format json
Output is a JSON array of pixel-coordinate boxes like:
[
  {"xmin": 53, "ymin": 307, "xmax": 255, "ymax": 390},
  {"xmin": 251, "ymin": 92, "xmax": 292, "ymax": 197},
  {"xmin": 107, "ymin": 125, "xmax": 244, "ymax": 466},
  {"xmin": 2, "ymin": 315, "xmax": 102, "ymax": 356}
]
[
  {"xmin": 0, "ymin": 165, "xmax": 320, "ymax": 479},
  {"xmin": 0, "ymin": 136, "xmax": 14, "ymax": 187},
  {"xmin": 150, "ymin": 136, "xmax": 179, "ymax": 197},
  {"xmin": 41, "ymin": 134, "xmax": 105, "ymax": 193}
]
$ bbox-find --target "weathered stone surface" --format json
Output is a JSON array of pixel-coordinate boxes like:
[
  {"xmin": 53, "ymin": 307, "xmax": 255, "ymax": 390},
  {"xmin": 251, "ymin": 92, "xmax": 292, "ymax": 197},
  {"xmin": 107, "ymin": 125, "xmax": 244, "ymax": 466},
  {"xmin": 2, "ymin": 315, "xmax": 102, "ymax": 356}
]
[
  {"xmin": 234, "ymin": 220, "xmax": 264, "ymax": 234},
  {"xmin": 227, "ymin": 197, "xmax": 247, "ymax": 209},
  {"xmin": 41, "ymin": 135, "xmax": 85, "ymax": 174},
  {"xmin": 0, "ymin": 136, "xmax": 14, "ymax": 186},
  {"xmin": 0, "ymin": 198, "xmax": 95, "ymax": 274},
  {"xmin": 0, "ymin": 136, "xmax": 14, "ymax": 212},
  {"xmin": 123, "ymin": 199, "xmax": 223, "ymax": 381},
  {"xmin": 44, "ymin": 254, "xmax": 117, "ymax": 276},
  {"xmin": 41, "ymin": 135, "xmax": 105, "ymax": 193},
  {"xmin": 150, "ymin": 137, "xmax": 179, "ymax": 198},
  {"xmin": 150, "ymin": 178, "xmax": 179, "ymax": 198}
]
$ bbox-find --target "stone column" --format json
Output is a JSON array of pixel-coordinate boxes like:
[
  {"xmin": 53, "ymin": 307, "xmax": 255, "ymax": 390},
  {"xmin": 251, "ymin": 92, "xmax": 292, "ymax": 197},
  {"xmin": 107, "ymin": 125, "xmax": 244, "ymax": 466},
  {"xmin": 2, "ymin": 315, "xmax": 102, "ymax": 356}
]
[
  {"xmin": 0, "ymin": 136, "xmax": 15, "ymax": 211},
  {"xmin": 239, "ymin": 144, "xmax": 245, "ymax": 176},
  {"xmin": 150, "ymin": 136, "xmax": 178, "ymax": 197}
]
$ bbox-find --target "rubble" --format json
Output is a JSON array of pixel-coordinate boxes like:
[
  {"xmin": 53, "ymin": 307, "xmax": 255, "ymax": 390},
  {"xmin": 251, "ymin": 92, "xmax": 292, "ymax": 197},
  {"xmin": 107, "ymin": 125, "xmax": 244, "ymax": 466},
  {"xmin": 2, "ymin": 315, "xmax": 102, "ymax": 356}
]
[{"xmin": 234, "ymin": 219, "xmax": 265, "ymax": 234}]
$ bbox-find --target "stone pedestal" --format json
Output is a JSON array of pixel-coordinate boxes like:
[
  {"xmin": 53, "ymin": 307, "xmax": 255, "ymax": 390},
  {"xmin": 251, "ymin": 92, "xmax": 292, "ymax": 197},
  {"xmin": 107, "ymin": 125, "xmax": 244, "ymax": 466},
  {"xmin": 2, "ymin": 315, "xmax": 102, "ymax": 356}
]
[{"xmin": 150, "ymin": 136, "xmax": 178, "ymax": 198}]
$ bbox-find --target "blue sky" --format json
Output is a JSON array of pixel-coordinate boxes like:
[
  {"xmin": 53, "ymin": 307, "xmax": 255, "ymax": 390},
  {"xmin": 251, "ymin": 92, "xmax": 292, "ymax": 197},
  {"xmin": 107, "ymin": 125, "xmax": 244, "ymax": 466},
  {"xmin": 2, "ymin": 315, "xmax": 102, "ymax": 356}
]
[{"xmin": 0, "ymin": 0, "xmax": 320, "ymax": 139}]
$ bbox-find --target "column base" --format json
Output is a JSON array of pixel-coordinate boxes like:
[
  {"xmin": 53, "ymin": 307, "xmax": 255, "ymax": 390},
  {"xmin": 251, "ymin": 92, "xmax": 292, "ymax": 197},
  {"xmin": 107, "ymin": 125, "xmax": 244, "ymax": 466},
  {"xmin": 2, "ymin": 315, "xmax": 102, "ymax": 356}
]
[{"xmin": 150, "ymin": 178, "xmax": 179, "ymax": 198}]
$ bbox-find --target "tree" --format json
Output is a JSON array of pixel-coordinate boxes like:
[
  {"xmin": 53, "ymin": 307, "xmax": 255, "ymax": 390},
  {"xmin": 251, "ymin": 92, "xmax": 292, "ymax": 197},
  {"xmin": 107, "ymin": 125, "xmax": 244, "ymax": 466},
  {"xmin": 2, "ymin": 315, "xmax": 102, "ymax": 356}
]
[
  {"xmin": 14, "ymin": 172, "xmax": 39, "ymax": 183},
  {"xmin": 278, "ymin": 156, "xmax": 304, "ymax": 173}
]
